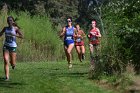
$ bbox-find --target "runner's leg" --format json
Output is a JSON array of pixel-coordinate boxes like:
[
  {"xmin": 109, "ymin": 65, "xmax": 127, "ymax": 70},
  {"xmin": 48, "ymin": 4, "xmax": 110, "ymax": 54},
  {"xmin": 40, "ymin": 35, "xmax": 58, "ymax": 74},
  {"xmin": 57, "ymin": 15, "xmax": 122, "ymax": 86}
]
[
  {"xmin": 67, "ymin": 43, "xmax": 74, "ymax": 68},
  {"xmin": 75, "ymin": 46, "xmax": 82, "ymax": 62},
  {"xmin": 81, "ymin": 45, "xmax": 85, "ymax": 60},
  {"xmin": 10, "ymin": 52, "xmax": 16, "ymax": 69},
  {"xmin": 3, "ymin": 50, "xmax": 10, "ymax": 79}
]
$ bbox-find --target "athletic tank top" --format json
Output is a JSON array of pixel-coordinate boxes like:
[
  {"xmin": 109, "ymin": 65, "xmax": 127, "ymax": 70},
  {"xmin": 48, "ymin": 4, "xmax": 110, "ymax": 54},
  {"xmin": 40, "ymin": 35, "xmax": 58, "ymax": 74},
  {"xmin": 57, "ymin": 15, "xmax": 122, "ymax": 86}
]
[
  {"xmin": 75, "ymin": 30, "xmax": 83, "ymax": 43},
  {"xmin": 89, "ymin": 28, "xmax": 100, "ymax": 44},
  {"xmin": 4, "ymin": 27, "xmax": 17, "ymax": 47},
  {"xmin": 64, "ymin": 26, "xmax": 74, "ymax": 41},
  {"xmin": 89, "ymin": 28, "xmax": 99, "ymax": 40}
]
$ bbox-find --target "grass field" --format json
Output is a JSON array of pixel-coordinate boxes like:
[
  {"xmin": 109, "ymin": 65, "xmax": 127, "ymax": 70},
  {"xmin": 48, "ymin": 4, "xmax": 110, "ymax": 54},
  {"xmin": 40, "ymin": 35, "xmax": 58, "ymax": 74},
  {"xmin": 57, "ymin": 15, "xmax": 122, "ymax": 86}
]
[{"xmin": 0, "ymin": 61, "xmax": 114, "ymax": 93}]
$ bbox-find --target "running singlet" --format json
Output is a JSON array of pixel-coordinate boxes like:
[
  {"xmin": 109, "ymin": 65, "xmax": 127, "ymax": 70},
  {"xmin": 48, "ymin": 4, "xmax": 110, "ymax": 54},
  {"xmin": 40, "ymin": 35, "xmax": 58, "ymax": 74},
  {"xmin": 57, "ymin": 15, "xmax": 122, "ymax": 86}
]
[
  {"xmin": 64, "ymin": 26, "xmax": 74, "ymax": 47},
  {"xmin": 89, "ymin": 28, "xmax": 99, "ymax": 45},
  {"xmin": 75, "ymin": 30, "xmax": 84, "ymax": 46},
  {"xmin": 4, "ymin": 27, "xmax": 17, "ymax": 47}
]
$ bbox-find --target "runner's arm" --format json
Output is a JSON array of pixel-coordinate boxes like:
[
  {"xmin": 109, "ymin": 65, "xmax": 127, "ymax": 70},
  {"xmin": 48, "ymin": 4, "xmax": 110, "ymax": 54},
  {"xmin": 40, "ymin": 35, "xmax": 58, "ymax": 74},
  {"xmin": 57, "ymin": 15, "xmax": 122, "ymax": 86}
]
[
  {"xmin": 73, "ymin": 28, "xmax": 78, "ymax": 40},
  {"xmin": 81, "ymin": 30, "xmax": 86, "ymax": 39},
  {"xmin": 96, "ymin": 28, "xmax": 101, "ymax": 38},
  {"xmin": 15, "ymin": 27, "xmax": 23, "ymax": 38},
  {"xmin": 60, "ymin": 27, "xmax": 66, "ymax": 38},
  {"xmin": 87, "ymin": 30, "xmax": 91, "ymax": 38},
  {"xmin": 0, "ymin": 27, "xmax": 5, "ymax": 37}
]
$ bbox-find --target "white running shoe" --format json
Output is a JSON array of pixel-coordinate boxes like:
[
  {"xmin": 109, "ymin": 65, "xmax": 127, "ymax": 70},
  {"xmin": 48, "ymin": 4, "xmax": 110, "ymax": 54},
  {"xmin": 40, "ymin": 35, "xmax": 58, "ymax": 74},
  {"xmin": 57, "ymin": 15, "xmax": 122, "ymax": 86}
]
[
  {"xmin": 68, "ymin": 63, "xmax": 72, "ymax": 69},
  {"xmin": 4, "ymin": 77, "xmax": 9, "ymax": 81}
]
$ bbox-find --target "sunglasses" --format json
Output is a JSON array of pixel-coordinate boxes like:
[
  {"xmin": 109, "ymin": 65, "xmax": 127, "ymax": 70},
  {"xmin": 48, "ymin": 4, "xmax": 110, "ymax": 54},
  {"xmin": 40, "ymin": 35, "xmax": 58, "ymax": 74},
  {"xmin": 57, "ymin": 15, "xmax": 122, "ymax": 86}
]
[
  {"xmin": 8, "ymin": 20, "xmax": 13, "ymax": 21},
  {"xmin": 67, "ymin": 20, "xmax": 72, "ymax": 22},
  {"xmin": 91, "ymin": 23, "xmax": 96, "ymax": 25},
  {"xmin": 92, "ymin": 21, "xmax": 96, "ymax": 24}
]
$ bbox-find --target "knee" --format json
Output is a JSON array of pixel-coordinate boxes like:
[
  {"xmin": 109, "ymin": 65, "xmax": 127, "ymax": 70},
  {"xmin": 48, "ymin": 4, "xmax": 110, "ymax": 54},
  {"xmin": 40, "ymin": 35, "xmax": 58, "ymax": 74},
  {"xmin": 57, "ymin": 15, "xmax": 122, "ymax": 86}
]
[
  {"xmin": 78, "ymin": 52, "xmax": 81, "ymax": 55},
  {"xmin": 76, "ymin": 50, "xmax": 80, "ymax": 54},
  {"xmin": 4, "ymin": 57, "xmax": 9, "ymax": 63},
  {"xmin": 67, "ymin": 51, "xmax": 71, "ymax": 55},
  {"xmin": 67, "ymin": 49, "xmax": 72, "ymax": 54},
  {"xmin": 82, "ymin": 50, "xmax": 85, "ymax": 54},
  {"xmin": 4, "ymin": 60, "xmax": 9, "ymax": 65}
]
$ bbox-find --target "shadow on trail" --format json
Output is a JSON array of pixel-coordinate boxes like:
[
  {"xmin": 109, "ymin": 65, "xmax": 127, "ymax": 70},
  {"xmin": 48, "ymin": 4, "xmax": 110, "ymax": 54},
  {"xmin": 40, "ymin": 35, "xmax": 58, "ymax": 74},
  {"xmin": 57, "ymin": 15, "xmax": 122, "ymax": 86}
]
[
  {"xmin": 65, "ymin": 72, "xmax": 88, "ymax": 77},
  {"xmin": 0, "ymin": 77, "xmax": 26, "ymax": 88},
  {"xmin": 49, "ymin": 72, "xmax": 88, "ymax": 78},
  {"xmin": 72, "ymin": 63, "xmax": 85, "ymax": 66}
]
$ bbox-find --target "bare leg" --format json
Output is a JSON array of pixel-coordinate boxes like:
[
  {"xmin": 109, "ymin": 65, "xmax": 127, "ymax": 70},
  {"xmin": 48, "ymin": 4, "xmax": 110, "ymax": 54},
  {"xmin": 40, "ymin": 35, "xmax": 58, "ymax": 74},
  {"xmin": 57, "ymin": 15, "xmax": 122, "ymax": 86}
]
[
  {"xmin": 89, "ymin": 44, "xmax": 94, "ymax": 65},
  {"xmin": 64, "ymin": 46, "xmax": 69, "ymax": 62},
  {"xmin": 67, "ymin": 44, "xmax": 74, "ymax": 63},
  {"xmin": 81, "ymin": 45, "xmax": 85, "ymax": 60},
  {"xmin": 3, "ymin": 50, "xmax": 10, "ymax": 79},
  {"xmin": 75, "ymin": 46, "xmax": 82, "ymax": 62},
  {"xmin": 64, "ymin": 44, "xmax": 74, "ymax": 68},
  {"xmin": 10, "ymin": 52, "xmax": 16, "ymax": 69}
]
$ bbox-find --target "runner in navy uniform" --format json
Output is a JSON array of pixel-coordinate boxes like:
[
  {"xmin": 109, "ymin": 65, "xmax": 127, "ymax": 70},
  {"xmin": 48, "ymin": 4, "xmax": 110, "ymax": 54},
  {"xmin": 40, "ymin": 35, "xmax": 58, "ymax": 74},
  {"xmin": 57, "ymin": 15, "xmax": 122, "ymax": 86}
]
[{"xmin": 60, "ymin": 17, "xmax": 76, "ymax": 68}]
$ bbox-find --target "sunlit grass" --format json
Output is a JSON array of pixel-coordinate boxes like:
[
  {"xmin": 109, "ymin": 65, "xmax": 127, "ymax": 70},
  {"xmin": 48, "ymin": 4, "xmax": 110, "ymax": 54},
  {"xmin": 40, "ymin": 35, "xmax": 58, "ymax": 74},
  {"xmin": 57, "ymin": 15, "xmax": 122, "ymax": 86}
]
[{"xmin": 0, "ymin": 61, "xmax": 114, "ymax": 93}]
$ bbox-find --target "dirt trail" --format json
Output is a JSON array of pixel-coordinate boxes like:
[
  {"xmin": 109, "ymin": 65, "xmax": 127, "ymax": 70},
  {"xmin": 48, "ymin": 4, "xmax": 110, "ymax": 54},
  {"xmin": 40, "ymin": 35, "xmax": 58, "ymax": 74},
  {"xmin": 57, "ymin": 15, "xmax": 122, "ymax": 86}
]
[{"xmin": 126, "ymin": 76, "xmax": 140, "ymax": 93}]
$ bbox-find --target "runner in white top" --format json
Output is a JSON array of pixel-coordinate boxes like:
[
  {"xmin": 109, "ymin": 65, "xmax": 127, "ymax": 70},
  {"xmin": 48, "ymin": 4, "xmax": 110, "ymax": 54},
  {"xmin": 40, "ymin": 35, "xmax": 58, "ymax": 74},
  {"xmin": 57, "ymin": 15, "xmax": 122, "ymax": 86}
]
[{"xmin": 0, "ymin": 16, "xmax": 23, "ymax": 81}]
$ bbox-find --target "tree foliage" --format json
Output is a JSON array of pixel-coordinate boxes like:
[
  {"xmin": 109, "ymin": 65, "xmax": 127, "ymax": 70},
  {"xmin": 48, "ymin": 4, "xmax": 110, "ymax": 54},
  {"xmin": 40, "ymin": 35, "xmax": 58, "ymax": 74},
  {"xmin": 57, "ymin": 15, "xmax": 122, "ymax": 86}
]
[
  {"xmin": 0, "ymin": 0, "xmax": 79, "ymax": 26},
  {"xmin": 101, "ymin": 0, "xmax": 140, "ymax": 73},
  {"xmin": 0, "ymin": 0, "xmax": 140, "ymax": 73}
]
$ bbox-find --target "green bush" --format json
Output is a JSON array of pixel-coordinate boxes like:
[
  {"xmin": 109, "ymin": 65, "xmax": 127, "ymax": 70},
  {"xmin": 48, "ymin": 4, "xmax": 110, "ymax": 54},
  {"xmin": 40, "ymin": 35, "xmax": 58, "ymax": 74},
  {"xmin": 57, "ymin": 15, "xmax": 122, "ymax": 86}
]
[{"xmin": 0, "ymin": 11, "xmax": 65, "ymax": 62}]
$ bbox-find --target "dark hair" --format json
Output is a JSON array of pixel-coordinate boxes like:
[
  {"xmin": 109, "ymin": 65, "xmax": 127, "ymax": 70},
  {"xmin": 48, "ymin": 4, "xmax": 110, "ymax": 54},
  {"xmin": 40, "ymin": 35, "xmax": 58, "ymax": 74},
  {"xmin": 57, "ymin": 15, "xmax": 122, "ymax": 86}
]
[
  {"xmin": 7, "ymin": 16, "xmax": 20, "ymax": 29},
  {"xmin": 67, "ymin": 17, "xmax": 72, "ymax": 22},
  {"xmin": 13, "ymin": 22, "xmax": 20, "ymax": 29},
  {"xmin": 75, "ymin": 23, "xmax": 80, "ymax": 26},
  {"xmin": 7, "ymin": 16, "xmax": 15, "ymax": 22}
]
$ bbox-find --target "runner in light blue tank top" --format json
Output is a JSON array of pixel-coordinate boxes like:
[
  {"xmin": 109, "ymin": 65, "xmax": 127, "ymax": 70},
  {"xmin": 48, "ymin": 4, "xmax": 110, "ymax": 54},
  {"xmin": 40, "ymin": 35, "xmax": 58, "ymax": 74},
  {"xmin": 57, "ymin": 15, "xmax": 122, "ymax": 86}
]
[
  {"xmin": 4, "ymin": 27, "xmax": 17, "ymax": 47},
  {"xmin": 0, "ymin": 16, "xmax": 23, "ymax": 81}
]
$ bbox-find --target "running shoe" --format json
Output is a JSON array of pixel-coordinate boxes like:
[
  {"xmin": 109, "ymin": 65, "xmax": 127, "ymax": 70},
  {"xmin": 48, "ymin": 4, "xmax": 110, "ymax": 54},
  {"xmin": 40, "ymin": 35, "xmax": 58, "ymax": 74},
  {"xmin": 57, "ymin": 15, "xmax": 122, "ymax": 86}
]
[
  {"xmin": 68, "ymin": 63, "xmax": 72, "ymax": 69},
  {"xmin": 80, "ymin": 60, "xmax": 82, "ymax": 62},
  {"xmin": 4, "ymin": 77, "xmax": 9, "ymax": 81},
  {"xmin": 82, "ymin": 54, "xmax": 85, "ymax": 60},
  {"xmin": 12, "ymin": 65, "xmax": 15, "ymax": 70}
]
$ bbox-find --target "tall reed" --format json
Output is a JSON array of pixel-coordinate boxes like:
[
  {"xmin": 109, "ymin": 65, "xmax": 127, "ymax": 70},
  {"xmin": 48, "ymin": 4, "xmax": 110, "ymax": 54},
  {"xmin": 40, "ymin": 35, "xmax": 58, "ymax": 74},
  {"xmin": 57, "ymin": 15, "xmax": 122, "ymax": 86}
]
[{"xmin": 0, "ymin": 11, "xmax": 65, "ymax": 62}]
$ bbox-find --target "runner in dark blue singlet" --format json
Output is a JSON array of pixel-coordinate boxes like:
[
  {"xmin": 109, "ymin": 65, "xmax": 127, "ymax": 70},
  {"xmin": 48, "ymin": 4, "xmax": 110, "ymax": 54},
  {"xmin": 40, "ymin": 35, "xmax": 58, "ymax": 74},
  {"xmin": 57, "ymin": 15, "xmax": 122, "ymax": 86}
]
[
  {"xmin": 60, "ymin": 17, "xmax": 76, "ymax": 68},
  {"xmin": 64, "ymin": 25, "xmax": 75, "ymax": 47}
]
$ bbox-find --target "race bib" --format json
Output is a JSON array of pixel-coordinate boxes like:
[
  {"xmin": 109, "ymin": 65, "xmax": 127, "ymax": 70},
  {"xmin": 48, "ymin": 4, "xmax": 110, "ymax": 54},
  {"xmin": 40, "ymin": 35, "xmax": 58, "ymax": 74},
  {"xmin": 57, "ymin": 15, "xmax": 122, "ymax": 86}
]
[
  {"xmin": 6, "ymin": 36, "xmax": 13, "ymax": 43},
  {"xmin": 66, "ymin": 36, "xmax": 72, "ymax": 40},
  {"xmin": 76, "ymin": 38, "xmax": 81, "ymax": 42},
  {"xmin": 91, "ymin": 37, "xmax": 96, "ymax": 41}
]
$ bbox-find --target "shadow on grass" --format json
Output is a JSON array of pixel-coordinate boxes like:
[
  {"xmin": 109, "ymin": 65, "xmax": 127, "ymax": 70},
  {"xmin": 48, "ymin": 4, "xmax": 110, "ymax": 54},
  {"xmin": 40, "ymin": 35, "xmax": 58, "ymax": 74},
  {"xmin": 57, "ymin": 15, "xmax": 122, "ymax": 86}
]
[
  {"xmin": 49, "ymin": 72, "xmax": 88, "ymax": 78},
  {"xmin": 72, "ymin": 63, "xmax": 85, "ymax": 66},
  {"xmin": 0, "ymin": 77, "xmax": 26, "ymax": 88}
]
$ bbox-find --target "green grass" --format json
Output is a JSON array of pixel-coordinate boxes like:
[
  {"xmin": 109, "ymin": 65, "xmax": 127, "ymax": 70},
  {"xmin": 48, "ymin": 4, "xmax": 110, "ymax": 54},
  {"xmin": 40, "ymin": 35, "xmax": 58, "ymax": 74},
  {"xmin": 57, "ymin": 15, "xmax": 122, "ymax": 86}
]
[
  {"xmin": 0, "ymin": 11, "xmax": 64, "ymax": 61},
  {"xmin": 0, "ymin": 61, "xmax": 114, "ymax": 93}
]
